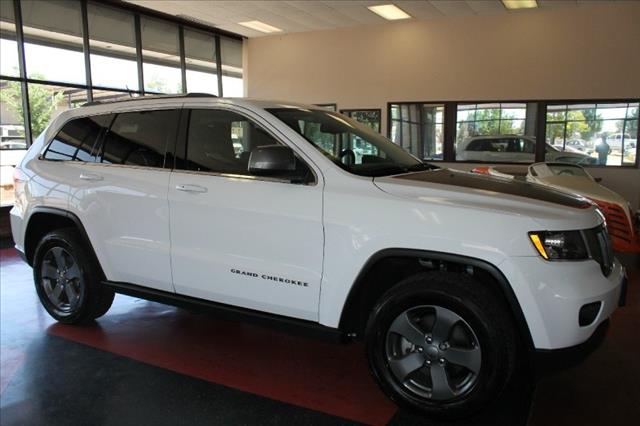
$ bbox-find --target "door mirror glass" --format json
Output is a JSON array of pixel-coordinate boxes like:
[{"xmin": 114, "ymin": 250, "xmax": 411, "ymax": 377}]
[{"xmin": 248, "ymin": 145, "xmax": 296, "ymax": 177}]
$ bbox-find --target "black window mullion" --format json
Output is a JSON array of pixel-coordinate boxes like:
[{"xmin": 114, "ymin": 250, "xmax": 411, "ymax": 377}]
[
  {"xmin": 214, "ymin": 35, "xmax": 223, "ymax": 96},
  {"xmin": 534, "ymin": 101, "xmax": 547, "ymax": 163},
  {"xmin": 416, "ymin": 104, "xmax": 424, "ymax": 159},
  {"xmin": 134, "ymin": 14, "xmax": 144, "ymax": 95},
  {"xmin": 443, "ymin": 102, "xmax": 456, "ymax": 162},
  {"xmin": 80, "ymin": 0, "xmax": 92, "ymax": 102},
  {"xmin": 13, "ymin": 0, "xmax": 32, "ymax": 146},
  {"xmin": 179, "ymin": 25, "xmax": 187, "ymax": 93}
]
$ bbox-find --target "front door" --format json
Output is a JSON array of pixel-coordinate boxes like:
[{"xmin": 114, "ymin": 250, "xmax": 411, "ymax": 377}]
[{"xmin": 168, "ymin": 108, "xmax": 324, "ymax": 320}]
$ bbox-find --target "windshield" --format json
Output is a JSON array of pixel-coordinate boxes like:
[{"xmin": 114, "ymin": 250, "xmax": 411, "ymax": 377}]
[
  {"xmin": 546, "ymin": 164, "xmax": 590, "ymax": 177},
  {"xmin": 530, "ymin": 163, "xmax": 590, "ymax": 178},
  {"xmin": 267, "ymin": 107, "xmax": 436, "ymax": 177}
]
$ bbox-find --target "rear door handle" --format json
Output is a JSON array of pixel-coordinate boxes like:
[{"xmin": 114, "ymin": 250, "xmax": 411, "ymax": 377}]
[
  {"xmin": 175, "ymin": 184, "xmax": 207, "ymax": 193},
  {"xmin": 79, "ymin": 173, "xmax": 103, "ymax": 181}
]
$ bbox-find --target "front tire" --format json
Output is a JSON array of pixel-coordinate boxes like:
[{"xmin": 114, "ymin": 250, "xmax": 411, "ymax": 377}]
[
  {"xmin": 33, "ymin": 228, "xmax": 114, "ymax": 324},
  {"xmin": 365, "ymin": 271, "xmax": 517, "ymax": 419}
]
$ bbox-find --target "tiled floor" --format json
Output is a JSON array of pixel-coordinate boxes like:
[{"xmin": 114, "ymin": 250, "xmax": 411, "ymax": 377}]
[{"xmin": 0, "ymin": 245, "xmax": 637, "ymax": 425}]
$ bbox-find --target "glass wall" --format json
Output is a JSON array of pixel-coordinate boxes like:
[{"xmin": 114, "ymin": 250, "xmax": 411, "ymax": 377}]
[
  {"xmin": 546, "ymin": 102, "xmax": 638, "ymax": 166},
  {"xmin": 456, "ymin": 103, "xmax": 527, "ymax": 142},
  {"xmin": 390, "ymin": 103, "xmax": 444, "ymax": 160},
  {"xmin": 87, "ymin": 2, "xmax": 138, "ymax": 91},
  {"xmin": 140, "ymin": 17, "xmax": 182, "ymax": 94},
  {"xmin": 0, "ymin": 0, "xmax": 244, "ymax": 207},
  {"xmin": 220, "ymin": 36, "xmax": 243, "ymax": 97},
  {"xmin": 21, "ymin": 0, "xmax": 86, "ymax": 85},
  {"xmin": 0, "ymin": 0, "xmax": 244, "ymax": 148},
  {"xmin": 184, "ymin": 29, "xmax": 218, "ymax": 95},
  {"xmin": 1, "ymin": 79, "xmax": 26, "ymax": 206},
  {"xmin": 0, "ymin": 1, "xmax": 19, "ymax": 77},
  {"xmin": 27, "ymin": 83, "xmax": 86, "ymax": 139},
  {"xmin": 387, "ymin": 100, "xmax": 637, "ymax": 166}
]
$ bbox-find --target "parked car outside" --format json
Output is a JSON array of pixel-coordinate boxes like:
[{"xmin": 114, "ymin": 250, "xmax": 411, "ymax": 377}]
[
  {"xmin": 0, "ymin": 138, "xmax": 28, "ymax": 206},
  {"xmin": 606, "ymin": 133, "xmax": 637, "ymax": 153},
  {"xmin": 457, "ymin": 135, "xmax": 596, "ymax": 165},
  {"xmin": 0, "ymin": 138, "xmax": 28, "ymax": 167}
]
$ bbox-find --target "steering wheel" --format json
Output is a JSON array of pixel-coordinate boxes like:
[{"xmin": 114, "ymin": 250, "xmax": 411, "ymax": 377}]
[
  {"xmin": 558, "ymin": 169, "xmax": 575, "ymax": 176},
  {"xmin": 339, "ymin": 149, "xmax": 356, "ymax": 166}
]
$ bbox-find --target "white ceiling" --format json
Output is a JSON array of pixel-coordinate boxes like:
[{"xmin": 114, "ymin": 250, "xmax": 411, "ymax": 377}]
[{"xmin": 125, "ymin": 0, "xmax": 613, "ymax": 38}]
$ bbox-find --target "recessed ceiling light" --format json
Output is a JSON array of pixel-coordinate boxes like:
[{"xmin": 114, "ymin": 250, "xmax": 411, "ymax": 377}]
[
  {"xmin": 367, "ymin": 4, "xmax": 412, "ymax": 21},
  {"xmin": 238, "ymin": 20, "xmax": 282, "ymax": 33},
  {"xmin": 502, "ymin": 0, "xmax": 538, "ymax": 10}
]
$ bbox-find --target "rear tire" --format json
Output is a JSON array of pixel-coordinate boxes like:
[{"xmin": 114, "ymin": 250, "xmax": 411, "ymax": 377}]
[
  {"xmin": 33, "ymin": 228, "xmax": 114, "ymax": 324},
  {"xmin": 365, "ymin": 271, "xmax": 517, "ymax": 419}
]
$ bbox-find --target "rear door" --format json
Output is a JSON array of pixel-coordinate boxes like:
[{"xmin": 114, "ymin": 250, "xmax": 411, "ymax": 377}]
[
  {"xmin": 67, "ymin": 108, "xmax": 180, "ymax": 292},
  {"xmin": 167, "ymin": 106, "xmax": 324, "ymax": 320},
  {"xmin": 505, "ymin": 138, "xmax": 535, "ymax": 163}
]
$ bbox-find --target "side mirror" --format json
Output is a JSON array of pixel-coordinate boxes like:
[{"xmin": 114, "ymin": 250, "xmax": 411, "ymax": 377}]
[{"xmin": 248, "ymin": 145, "xmax": 297, "ymax": 177}]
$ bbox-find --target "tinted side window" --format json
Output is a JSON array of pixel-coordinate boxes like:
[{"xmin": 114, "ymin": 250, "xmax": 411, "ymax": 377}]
[
  {"xmin": 183, "ymin": 109, "xmax": 283, "ymax": 175},
  {"xmin": 98, "ymin": 110, "xmax": 179, "ymax": 168},
  {"xmin": 44, "ymin": 114, "xmax": 113, "ymax": 161},
  {"xmin": 522, "ymin": 139, "xmax": 535, "ymax": 154},
  {"xmin": 466, "ymin": 139, "xmax": 489, "ymax": 151},
  {"xmin": 488, "ymin": 140, "xmax": 508, "ymax": 152}
]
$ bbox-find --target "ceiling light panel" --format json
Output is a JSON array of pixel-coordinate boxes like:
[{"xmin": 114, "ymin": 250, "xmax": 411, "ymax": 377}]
[
  {"xmin": 502, "ymin": 0, "xmax": 538, "ymax": 10},
  {"xmin": 367, "ymin": 4, "xmax": 412, "ymax": 21},
  {"xmin": 238, "ymin": 20, "xmax": 282, "ymax": 33}
]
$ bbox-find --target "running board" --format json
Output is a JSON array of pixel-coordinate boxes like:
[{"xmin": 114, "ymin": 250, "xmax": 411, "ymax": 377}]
[{"xmin": 102, "ymin": 280, "xmax": 346, "ymax": 343}]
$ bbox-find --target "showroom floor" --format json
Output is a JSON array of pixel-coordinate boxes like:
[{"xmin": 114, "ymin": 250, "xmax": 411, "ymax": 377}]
[{"xmin": 0, "ymin": 244, "xmax": 637, "ymax": 426}]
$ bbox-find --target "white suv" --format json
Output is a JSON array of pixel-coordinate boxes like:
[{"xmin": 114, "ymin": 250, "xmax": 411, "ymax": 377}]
[
  {"xmin": 10, "ymin": 96, "xmax": 627, "ymax": 419},
  {"xmin": 457, "ymin": 135, "xmax": 597, "ymax": 165}
]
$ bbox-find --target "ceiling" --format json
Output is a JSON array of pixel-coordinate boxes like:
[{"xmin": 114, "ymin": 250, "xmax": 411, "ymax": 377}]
[{"xmin": 125, "ymin": 0, "xmax": 611, "ymax": 38}]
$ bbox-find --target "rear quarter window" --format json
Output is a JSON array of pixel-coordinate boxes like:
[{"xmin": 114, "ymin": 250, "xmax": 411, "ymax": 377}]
[{"xmin": 43, "ymin": 114, "xmax": 113, "ymax": 161}]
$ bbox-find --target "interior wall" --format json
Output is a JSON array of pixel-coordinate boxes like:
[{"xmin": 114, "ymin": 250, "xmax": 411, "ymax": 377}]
[{"xmin": 246, "ymin": 2, "xmax": 640, "ymax": 208}]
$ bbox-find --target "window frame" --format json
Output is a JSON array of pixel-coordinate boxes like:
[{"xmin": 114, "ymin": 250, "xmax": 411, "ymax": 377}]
[
  {"xmin": 387, "ymin": 102, "xmax": 447, "ymax": 161},
  {"xmin": 544, "ymin": 100, "xmax": 639, "ymax": 167},
  {"xmin": 387, "ymin": 98, "xmax": 639, "ymax": 168},
  {"xmin": 172, "ymin": 106, "xmax": 318, "ymax": 186}
]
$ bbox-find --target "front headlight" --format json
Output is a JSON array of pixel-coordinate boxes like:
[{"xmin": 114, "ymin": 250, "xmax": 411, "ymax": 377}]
[{"xmin": 528, "ymin": 231, "xmax": 589, "ymax": 260}]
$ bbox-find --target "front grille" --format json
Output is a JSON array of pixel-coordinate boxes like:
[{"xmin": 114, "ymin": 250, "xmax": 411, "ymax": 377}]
[{"xmin": 583, "ymin": 225, "xmax": 614, "ymax": 276}]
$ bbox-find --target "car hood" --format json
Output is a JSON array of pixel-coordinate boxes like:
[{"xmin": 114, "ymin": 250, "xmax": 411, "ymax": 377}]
[
  {"xmin": 531, "ymin": 176, "xmax": 627, "ymax": 205},
  {"xmin": 530, "ymin": 175, "xmax": 634, "ymax": 223},
  {"xmin": 373, "ymin": 168, "xmax": 601, "ymax": 230}
]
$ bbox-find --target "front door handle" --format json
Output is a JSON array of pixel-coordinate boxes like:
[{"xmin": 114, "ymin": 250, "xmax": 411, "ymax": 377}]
[
  {"xmin": 175, "ymin": 184, "xmax": 207, "ymax": 193},
  {"xmin": 79, "ymin": 173, "xmax": 103, "ymax": 181}
]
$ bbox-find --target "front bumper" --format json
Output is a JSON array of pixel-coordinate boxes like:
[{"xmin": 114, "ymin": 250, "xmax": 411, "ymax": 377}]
[
  {"xmin": 535, "ymin": 319, "xmax": 610, "ymax": 374},
  {"xmin": 502, "ymin": 256, "xmax": 626, "ymax": 350},
  {"xmin": 535, "ymin": 272, "xmax": 627, "ymax": 372}
]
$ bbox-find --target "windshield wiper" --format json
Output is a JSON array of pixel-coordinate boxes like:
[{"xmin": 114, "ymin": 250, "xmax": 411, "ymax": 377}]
[
  {"xmin": 406, "ymin": 162, "xmax": 439, "ymax": 171},
  {"xmin": 361, "ymin": 165, "xmax": 409, "ymax": 177}
]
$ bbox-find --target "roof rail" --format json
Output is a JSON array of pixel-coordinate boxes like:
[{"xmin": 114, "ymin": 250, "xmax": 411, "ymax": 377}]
[{"xmin": 81, "ymin": 92, "xmax": 217, "ymax": 107}]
